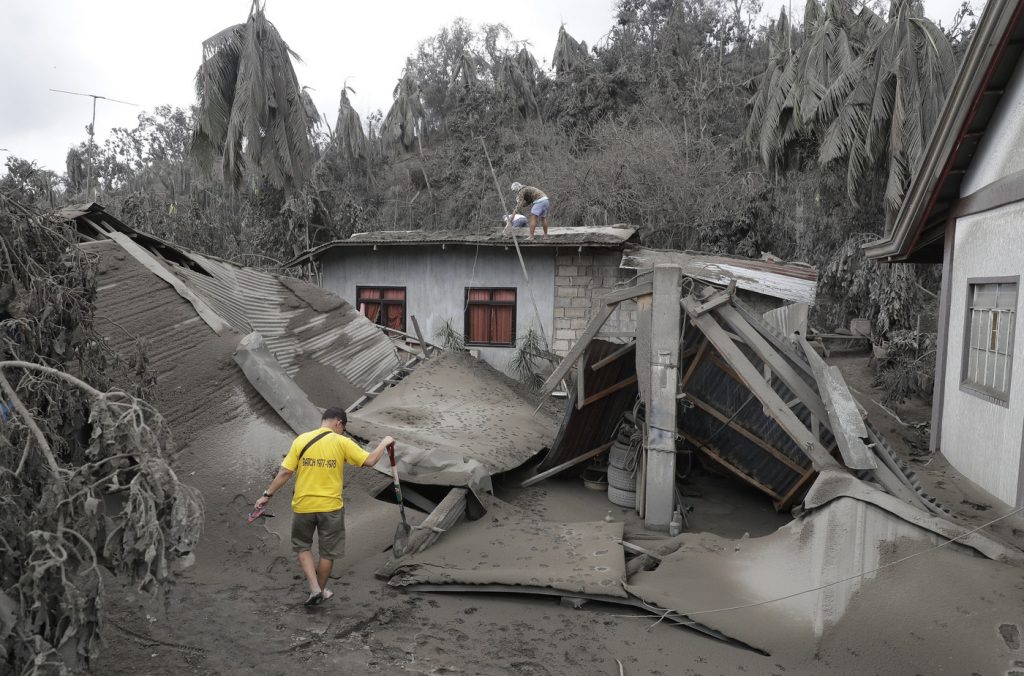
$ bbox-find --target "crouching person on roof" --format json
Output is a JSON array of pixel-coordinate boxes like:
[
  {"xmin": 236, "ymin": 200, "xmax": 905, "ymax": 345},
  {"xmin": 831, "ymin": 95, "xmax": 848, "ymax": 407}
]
[
  {"xmin": 510, "ymin": 181, "xmax": 550, "ymax": 240},
  {"xmin": 253, "ymin": 407, "xmax": 391, "ymax": 606}
]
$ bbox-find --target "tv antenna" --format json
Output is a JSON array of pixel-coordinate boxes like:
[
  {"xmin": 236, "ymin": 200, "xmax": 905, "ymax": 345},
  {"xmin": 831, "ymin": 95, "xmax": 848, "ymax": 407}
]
[{"xmin": 49, "ymin": 88, "xmax": 138, "ymax": 200}]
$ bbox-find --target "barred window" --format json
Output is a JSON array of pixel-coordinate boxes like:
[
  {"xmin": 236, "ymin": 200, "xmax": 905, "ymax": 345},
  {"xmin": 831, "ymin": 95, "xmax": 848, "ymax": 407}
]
[{"xmin": 963, "ymin": 281, "xmax": 1017, "ymax": 401}]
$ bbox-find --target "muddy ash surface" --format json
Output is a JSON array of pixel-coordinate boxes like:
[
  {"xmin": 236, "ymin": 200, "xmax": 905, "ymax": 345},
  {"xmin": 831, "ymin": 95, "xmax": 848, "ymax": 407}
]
[{"xmin": 87, "ymin": 256, "xmax": 1024, "ymax": 675}]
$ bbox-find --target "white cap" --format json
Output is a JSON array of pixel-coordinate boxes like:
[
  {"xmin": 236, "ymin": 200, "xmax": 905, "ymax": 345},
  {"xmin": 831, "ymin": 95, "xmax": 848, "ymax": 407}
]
[{"xmin": 510, "ymin": 182, "xmax": 523, "ymax": 192}]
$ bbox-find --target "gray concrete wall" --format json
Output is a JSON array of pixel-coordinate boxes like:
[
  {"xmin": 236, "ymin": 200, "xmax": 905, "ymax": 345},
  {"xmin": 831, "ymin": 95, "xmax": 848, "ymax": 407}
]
[
  {"xmin": 320, "ymin": 245, "xmax": 554, "ymax": 373},
  {"xmin": 943, "ymin": 203, "xmax": 1024, "ymax": 507}
]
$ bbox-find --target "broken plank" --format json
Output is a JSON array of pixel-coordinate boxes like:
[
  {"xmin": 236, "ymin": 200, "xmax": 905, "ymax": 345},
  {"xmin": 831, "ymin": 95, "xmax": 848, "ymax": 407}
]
[
  {"xmin": 680, "ymin": 338, "xmax": 710, "ymax": 390},
  {"xmin": 411, "ymin": 315, "xmax": 429, "ymax": 357},
  {"xmin": 686, "ymin": 288, "xmax": 733, "ymax": 317},
  {"xmin": 683, "ymin": 296, "xmax": 839, "ymax": 472},
  {"xmin": 681, "ymin": 431, "xmax": 783, "ymax": 500},
  {"xmin": 600, "ymin": 281, "xmax": 653, "ymax": 305},
  {"xmin": 520, "ymin": 441, "xmax": 616, "ymax": 488},
  {"xmin": 798, "ymin": 339, "xmax": 877, "ymax": 470},
  {"xmin": 732, "ymin": 296, "xmax": 814, "ymax": 378},
  {"xmin": 581, "ymin": 375, "xmax": 639, "ymax": 407},
  {"xmin": 686, "ymin": 395, "xmax": 807, "ymax": 475},
  {"xmin": 575, "ymin": 348, "xmax": 587, "ymax": 411},
  {"xmin": 541, "ymin": 303, "xmax": 617, "ymax": 395},
  {"xmin": 715, "ymin": 304, "xmax": 831, "ymax": 426},
  {"xmin": 591, "ymin": 341, "xmax": 637, "ymax": 371},
  {"xmin": 376, "ymin": 488, "xmax": 468, "ymax": 578}
]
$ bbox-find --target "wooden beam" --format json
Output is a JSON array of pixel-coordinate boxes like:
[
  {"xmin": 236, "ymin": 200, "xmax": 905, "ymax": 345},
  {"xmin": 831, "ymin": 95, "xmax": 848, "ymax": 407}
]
[
  {"xmin": 682, "ymin": 297, "xmax": 839, "ymax": 471},
  {"xmin": 541, "ymin": 303, "xmax": 617, "ymax": 395},
  {"xmin": 680, "ymin": 338, "xmax": 710, "ymax": 390},
  {"xmin": 520, "ymin": 440, "xmax": 616, "ymax": 488},
  {"xmin": 411, "ymin": 315, "xmax": 429, "ymax": 358},
  {"xmin": 715, "ymin": 304, "xmax": 831, "ymax": 426},
  {"xmin": 686, "ymin": 394, "xmax": 807, "ymax": 474},
  {"xmin": 591, "ymin": 341, "xmax": 636, "ymax": 371},
  {"xmin": 685, "ymin": 288, "xmax": 733, "ymax": 317},
  {"xmin": 731, "ymin": 296, "xmax": 814, "ymax": 378},
  {"xmin": 798, "ymin": 339, "xmax": 877, "ymax": 470},
  {"xmin": 681, "ymin": 431, "xmax": 783, "ymax": 500},
  {"xmin": 581, "ymin": 375, "xmax": 639, "ymax": 407},
  {"xmin": 600, "ymin": 281, "xmax": 653, "ymax": 305},
  {"xmin": 575, "ymin": 348, "xmax": 587, "ymax": 411}
]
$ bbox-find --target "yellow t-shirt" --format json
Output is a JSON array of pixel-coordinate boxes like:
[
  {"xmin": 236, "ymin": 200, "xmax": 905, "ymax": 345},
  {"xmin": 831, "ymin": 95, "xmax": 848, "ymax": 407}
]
[{"xmin": 281, "ymin": 428, "xmax": 370, "ymax": 513}]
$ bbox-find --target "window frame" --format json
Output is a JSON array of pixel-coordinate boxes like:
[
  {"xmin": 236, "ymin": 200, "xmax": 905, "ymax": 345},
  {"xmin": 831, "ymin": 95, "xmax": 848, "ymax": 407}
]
[
  {"xmin": 960, "ymin": 276, "xmax": 1019, "ymax": 407},
  {"xmin": 356, "ymin": 286, "xmax": 407, "ymax": 334},
  {"xmin": 464, "ymin": 287, "xmax": 517, "ymax": 347}
]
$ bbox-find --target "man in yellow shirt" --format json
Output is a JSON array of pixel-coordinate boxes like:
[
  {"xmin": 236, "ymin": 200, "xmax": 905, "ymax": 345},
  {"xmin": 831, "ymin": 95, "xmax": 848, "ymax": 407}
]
[{"xmin": 253, "ymin": 407, "xmax": 392, "ymax": 606}]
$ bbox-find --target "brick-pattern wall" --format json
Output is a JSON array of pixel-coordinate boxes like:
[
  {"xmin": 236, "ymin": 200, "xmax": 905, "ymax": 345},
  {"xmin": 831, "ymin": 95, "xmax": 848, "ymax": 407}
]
[{"xmin": 552, "ymin": 251, "xmax": 638, "ymax": 354}]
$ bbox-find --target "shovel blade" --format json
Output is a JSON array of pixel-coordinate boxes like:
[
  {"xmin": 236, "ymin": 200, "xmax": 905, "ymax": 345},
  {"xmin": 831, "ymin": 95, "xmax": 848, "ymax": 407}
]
[{"xmin": 393, "ymin": 522, "xmax": 413, "ymax": 557}]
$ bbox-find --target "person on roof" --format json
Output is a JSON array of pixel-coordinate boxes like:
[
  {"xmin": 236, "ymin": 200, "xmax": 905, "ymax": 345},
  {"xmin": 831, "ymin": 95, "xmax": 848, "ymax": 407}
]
[
  {"xmin": 252, "ymin": 407, "xmax": 392, "ymax": 606},
  {"xmin": 503, "ymin": 213, "xmax": 529, "ymax": 229},
  {"xmin": 510, "ymin": 182, "xmax": 550, "ymax": 240}
]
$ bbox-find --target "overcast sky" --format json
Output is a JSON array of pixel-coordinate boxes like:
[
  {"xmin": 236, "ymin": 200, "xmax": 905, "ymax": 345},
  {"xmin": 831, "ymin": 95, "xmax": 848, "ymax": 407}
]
[{"xmin": 0, "ymin": 0, "xmax": 973, "ymax": 174}]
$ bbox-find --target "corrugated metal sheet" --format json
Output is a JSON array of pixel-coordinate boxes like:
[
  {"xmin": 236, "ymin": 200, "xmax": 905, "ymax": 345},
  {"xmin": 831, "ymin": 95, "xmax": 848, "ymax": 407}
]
[
  {"xmin": 762, "ymin": 303, "xmax": 809, "ymax": 338},
  {"xmin": 540, "ymin": 339, "xmax": 639, "ymax": 472},
  {"xmin": 66, "ymin": 204, "xmax": 401, "ymax": 400},
  {"xmin": 678, "ymin": 321, "xmax": 834, "ymax": 505},
  {"xmin": 621, "ymin": 247, "xmax": 818, "ymax": 304}
]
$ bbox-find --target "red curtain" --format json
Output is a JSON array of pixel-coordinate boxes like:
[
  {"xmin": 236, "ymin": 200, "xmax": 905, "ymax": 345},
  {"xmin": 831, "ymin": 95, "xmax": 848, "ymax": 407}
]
[
  {"xmin": 358, "ymin": 288, "xmax": 404, "ymax": 330},
  {"xmin": 466, "ymin": 289, "xmax": 515, "ymax": 345}
]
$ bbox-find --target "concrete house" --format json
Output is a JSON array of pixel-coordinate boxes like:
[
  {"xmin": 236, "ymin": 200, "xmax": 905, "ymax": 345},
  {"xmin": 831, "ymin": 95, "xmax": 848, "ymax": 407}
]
[
  {"xmin": 287, "ymin": 227, "xmax": 640, "ymax": 371},
  {"xmin": 865, "ymin": 0, "xmax": 1024, "ymax": 508}
]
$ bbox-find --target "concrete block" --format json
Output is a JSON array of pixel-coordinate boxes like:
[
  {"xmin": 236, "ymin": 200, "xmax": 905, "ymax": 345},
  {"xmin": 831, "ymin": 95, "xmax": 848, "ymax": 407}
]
[
  {"xmin": 556, "ymin": 254, "xmax": 575, "ymax": 265},
  {"xmin": 558, "ymin": 265, "xmax": 579, "ymax": 276},
  {"xmin": 553, "ymin": 340, "xmax": 570, "ymax": 353},
  {"xmin": 555, "ymin": 329, "xmax": 576, "ymax": 341},
  {"xmin": 556, "ymin": 286, "xmax": 578, "ymax": 298},
  {"xmin": 570, "ymin": 297, "xmax": 591, "ymax": 308},
  {"xmin": 564, "ymin": 307, "xmax": 586, "ymax": 318},
  {"xmin": 574, "ymin": 276, "xmax": 593, "ymax": 287},
  {"xmin": 553, "ymin": 307, "xmax": 566, "ymax": 318},
  {"xmin": 555, "ymin": 276, "xmax": 573, "ymax": 286},
  {"xmin": 569, "ymin": 318, "xmax": 589, "ymax": 329},
  {"xmin": 577, "ymin": 254, "xmax": 594, "ymax": 265},
  {"xmin": 554, "ymin": 318, "xmax": 571, "ymax": 329},
  {"xmin": 555, "ymin": 296, "xmax": 572, "ymax": 308}
]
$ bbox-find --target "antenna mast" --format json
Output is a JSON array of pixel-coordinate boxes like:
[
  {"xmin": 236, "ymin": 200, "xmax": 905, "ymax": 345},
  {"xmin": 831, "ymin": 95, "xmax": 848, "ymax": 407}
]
[{"xmin": 49, "ymin": 89, "xmax": 138, "ymax": 200}]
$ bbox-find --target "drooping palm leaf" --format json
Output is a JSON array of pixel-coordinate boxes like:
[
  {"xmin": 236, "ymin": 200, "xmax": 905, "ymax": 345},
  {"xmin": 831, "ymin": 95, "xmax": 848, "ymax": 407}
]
[
  {"xmin": 333, "ymin": 87, "xmax": 367, "ymax": 162},
  {"xmin": 192, "ymin": 3, "xmax": 315, "ymax": 193},
  {"xmin": 382, "ymin": 64, "xmax": 426, "ymax": 152},
  {"xmin": 553, "ymin": 25, "xmax": 590, "ymax": 76}
]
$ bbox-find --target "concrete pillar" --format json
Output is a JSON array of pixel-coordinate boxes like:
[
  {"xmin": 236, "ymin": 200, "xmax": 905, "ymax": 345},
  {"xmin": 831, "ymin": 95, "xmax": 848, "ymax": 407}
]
[{"xmin": 644, "ymin": 265, "xmax": 682, "ymax": 530}]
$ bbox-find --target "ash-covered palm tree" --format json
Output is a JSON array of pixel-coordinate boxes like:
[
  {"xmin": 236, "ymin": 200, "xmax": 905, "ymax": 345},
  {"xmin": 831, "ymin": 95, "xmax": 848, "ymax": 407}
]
[
  {"xmin": 745, "ymin": 10, "xmax": 798, "ymax": 167},
  {"xmin": 191, "ymin": 1, "xmax": 316, "ymax": 193},
  {"xmin": 816, "ymin": 0, "xmax": 956, "ymax": 212},
  {"xmin": 382, "ymin": 64, "xmax": 426, "ymax": 152},
  {"xmin": 553, "ymin": 25, "xmax": 590, "ymax": 76},
  {"xmin": 496, "ymin": 55, "xmax": 541, "ymax": 119},
  {"xmin": 333, "ymin": 86, "xmax": 367, "ymax": 163}
]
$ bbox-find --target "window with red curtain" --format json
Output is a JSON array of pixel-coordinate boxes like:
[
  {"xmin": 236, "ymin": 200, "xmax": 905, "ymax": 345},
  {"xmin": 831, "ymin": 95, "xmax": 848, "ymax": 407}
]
[
  {"xmin": 357, "ymin": 287, "xmax": 406, "ymax": 333},
  {"xmin": 465, "ymin": 288, "xmax": 516, "ymax": 346}
]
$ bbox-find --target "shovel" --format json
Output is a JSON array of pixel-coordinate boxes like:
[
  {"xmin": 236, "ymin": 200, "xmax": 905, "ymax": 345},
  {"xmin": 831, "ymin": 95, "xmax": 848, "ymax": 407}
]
[{"xmin": 386, "ymin": 442, "xmax": 413, "ymax": 556}]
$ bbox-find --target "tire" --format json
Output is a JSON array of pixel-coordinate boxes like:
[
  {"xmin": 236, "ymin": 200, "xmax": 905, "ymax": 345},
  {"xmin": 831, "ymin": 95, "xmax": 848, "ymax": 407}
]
[
  {"xmin": 607, "ymin": 484, "xmax": 637, "ymax": 509},
  {"xmin": 609, "ymin": 443, "xmax": 636, "ymax": 469},
  {"xmin": 607, "ymin": 463, "xmax": 637, "ymax": 491}
]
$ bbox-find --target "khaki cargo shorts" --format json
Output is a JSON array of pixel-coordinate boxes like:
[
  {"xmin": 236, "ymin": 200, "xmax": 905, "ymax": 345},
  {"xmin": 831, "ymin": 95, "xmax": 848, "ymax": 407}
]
[{"xmin": 291, "ymin": 508, "xmax": 345, "ymax": 559}]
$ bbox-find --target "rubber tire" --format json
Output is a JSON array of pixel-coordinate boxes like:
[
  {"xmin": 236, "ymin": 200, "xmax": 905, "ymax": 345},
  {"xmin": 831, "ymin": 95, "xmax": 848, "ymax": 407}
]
[
  {"xmin": 607, "ymin": 463, "xmax": 637, "ymax": 491},
  {"xmin": 609, "ymin": 444, "xmax": 636, "ymax": 469},
  {"xmin": 607, "ymin": 484, "xmax": 637, "ymax": 509}
]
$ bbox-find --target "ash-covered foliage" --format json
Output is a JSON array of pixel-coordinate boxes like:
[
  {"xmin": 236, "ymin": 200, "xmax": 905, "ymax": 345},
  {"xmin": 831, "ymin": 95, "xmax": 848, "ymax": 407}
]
[{"xmin": 0, "ymin": 193, "xmax": 202, "ymax": 674}]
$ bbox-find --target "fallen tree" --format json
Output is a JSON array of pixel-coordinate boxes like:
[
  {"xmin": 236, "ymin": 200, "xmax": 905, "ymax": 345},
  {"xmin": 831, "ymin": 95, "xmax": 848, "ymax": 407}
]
[{"xmin": 0, "ymin": 192, "xmax": 202, "ymax": 673}]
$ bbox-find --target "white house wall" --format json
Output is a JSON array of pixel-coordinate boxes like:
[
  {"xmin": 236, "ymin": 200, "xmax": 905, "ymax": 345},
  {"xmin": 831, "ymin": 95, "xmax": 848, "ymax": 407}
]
[
  {"xmin": 962, "ymin": 52, "xmax": 1024, "ymax": 193},
  {"xmin": 320, "ymin": 246, "xmax": 554, "ymax": 373},
  {"xmin": 943, "ymin": 203, "xmax": 1024, "ymax": 507}
]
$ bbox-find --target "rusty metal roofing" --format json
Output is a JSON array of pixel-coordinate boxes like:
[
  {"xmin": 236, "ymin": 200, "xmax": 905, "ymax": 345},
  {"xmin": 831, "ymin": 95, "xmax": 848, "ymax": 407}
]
[
  {"xmin": 540, "ymin": 339, "xmax": 639, "ymax": 473},
  {"xmin": 620, "ymin": 247, "xmax": 818, "ymax": 305},
  {"xmin": 285, "ymin": 226, "xmax": 639, "ymax": 266},
  {"xmin": 66, "ymin": 204, "xmax": 401, "ymax": 403}
]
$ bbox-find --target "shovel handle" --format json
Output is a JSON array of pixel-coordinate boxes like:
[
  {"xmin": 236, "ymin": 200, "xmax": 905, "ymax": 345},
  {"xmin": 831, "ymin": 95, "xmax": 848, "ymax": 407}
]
[{"xmin": 386, "ymin": 442, "xmax": 396, "ymax": 466}]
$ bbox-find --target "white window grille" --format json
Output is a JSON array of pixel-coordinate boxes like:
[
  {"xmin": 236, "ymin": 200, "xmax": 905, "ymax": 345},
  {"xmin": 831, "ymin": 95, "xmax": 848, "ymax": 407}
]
[{"xmin": 963, "ymin": 281, "xmax": 1017, "ymax": 401}]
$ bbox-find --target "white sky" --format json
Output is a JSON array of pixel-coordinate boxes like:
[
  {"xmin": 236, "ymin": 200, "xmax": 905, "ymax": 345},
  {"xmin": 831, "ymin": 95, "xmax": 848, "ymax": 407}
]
[{"xmin": 0, "ymin": 0, "xmax": 973, "ymax": 174}]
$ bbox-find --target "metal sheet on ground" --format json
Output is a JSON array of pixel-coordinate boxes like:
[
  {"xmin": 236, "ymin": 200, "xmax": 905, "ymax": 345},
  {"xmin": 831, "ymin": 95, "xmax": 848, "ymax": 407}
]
[
  {"xmin": 388, "ymin": 495, "xmax": 628, "ymax": 598},
  {"xmin": 350, "ymin": 352, "xmax": 560, "ymax": 486}
]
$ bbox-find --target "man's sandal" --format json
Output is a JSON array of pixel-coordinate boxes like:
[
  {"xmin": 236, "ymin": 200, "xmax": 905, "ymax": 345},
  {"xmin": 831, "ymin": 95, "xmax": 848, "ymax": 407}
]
[{"xmin": 304, "ymin": 591, "xmax": 323, "ymax": 606}]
